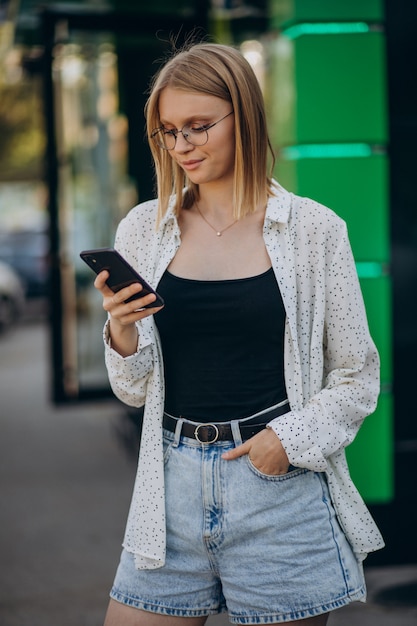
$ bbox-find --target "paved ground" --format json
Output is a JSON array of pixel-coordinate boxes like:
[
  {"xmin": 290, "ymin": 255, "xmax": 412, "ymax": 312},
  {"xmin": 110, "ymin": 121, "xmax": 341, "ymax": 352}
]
[{"xmin": 0, "ymin": 310, "xmax": 416, "ymax": 625}]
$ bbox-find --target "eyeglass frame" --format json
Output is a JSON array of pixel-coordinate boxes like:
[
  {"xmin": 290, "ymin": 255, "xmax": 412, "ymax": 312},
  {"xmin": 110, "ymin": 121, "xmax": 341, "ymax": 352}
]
[{"xmin": 150, "ymin": 110, "xmax": 234, "ymax": 150}]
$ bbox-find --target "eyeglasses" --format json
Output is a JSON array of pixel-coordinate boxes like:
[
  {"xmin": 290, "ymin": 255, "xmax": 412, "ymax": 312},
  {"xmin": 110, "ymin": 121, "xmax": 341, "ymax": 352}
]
[{"xmin": 150, "ymin": 111, "xmax": 234, "ymax": 150}]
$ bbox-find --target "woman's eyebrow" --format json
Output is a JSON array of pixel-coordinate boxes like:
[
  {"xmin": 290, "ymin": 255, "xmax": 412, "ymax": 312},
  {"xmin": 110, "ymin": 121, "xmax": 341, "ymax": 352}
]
[{"xmin": 159, "ymin": 113, "xmax": 214, "ymax": 126}]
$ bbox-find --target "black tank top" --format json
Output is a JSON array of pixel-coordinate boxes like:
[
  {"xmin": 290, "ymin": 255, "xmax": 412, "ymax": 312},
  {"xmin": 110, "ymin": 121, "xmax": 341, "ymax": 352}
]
[{"xmin": 155, "ymin": 268, "xmax": 287, "ymax": 422}]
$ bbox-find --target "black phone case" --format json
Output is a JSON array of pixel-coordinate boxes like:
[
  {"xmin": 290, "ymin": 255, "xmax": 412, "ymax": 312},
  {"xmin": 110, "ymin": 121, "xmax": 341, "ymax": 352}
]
[{"xmin": 80, "ymin": 248, "xmax": 164, "ymax": 308}]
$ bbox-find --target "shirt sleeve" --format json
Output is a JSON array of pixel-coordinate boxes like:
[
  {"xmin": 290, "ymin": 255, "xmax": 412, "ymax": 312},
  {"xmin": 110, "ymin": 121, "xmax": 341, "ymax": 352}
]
[
  {"xmin": 268, "ymin": 225, "xmax": 380, "ymax": 472},
  {"xmin": 103, "ymin": 317, "xmax": 155, "ymax": 407},
  {"xmin": 102, "ymin": 206, "xmax": 158, "ymax": 408}
]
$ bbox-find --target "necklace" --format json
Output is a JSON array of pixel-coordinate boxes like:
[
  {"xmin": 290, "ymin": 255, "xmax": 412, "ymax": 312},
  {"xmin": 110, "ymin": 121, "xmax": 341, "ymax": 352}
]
[{"xmin": 195, "ymin": 202, "xmax": 238, "ymax": 237}]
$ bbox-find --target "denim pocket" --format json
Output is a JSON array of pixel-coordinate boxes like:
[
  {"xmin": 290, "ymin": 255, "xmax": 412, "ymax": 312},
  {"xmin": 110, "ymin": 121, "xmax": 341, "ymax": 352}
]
[{"xmin": 245, "ymin": 455, "xmax": 308, "ymax": 481}]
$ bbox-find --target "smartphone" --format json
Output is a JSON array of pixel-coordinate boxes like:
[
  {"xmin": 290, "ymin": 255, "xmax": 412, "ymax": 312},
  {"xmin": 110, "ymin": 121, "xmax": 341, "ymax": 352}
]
[{"xmin": 80, "ymin": 247, "xmax": 164, "ymax": 308}]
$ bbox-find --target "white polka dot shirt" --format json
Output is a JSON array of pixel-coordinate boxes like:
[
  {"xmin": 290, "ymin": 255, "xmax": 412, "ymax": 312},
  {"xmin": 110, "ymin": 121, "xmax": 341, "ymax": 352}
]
[{"xmin": 104, "ymin": 182, "xmax": 385, "ymax": 569}]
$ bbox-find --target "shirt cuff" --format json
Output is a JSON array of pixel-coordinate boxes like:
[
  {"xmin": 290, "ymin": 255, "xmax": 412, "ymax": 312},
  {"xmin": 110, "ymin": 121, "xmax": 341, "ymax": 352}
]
[
  {"xmin": 268, "ymin": 410, "xmax": 328, "ymax": 472},
  {"xmin": 103, "ymin": 318, "xmax": 153, "ymax": 358}
]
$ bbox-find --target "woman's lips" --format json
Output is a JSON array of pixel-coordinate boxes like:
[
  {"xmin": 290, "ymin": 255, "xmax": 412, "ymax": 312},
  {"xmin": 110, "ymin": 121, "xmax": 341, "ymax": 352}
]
[{"xmin": 181, "ymin": 159, "xmax": 203, "ymax": 171}]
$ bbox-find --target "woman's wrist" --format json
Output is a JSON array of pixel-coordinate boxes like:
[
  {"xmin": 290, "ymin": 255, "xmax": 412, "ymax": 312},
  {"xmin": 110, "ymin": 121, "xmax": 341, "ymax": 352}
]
[{"xmin": 108, "ymin": 318, "xmax": 139, "ymax": 357}]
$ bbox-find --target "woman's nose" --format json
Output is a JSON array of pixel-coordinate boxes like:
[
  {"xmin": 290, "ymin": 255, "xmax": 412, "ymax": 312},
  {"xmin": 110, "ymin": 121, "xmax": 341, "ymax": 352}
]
[{"xmin": 173, "ymin": 132, "xmax": 194, "ymax": 152}]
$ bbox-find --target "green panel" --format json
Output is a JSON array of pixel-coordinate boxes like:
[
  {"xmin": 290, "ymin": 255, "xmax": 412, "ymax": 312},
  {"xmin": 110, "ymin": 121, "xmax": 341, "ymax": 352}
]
[
  {"xmin": 269, "ymin": 33, "xmax": 387, "ymax": 145},
  {"xmin": 269, "ymin": 0, "xmax": 384, "ymax": 27},
  {"xmin": 346, "ymin": 393, "xmax": 394, "ymax": 503},
  {"xmin": 295, "ymin": 33, "xmax": 387, "ymax": 143},
  {"xmin": 274, "ymin": 153, "xmax": 389, "ymax": 262},
  {"xmin": 360, "ymin": 275, "xmax": 392, "ymax": 384}
]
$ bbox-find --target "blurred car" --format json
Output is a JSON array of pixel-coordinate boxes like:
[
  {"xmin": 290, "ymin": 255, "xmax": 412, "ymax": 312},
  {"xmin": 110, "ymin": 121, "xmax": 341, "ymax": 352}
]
[
  {"xmin": 0, "ymin": 229, "xmax": 49, "ymax": 298},
  {"xmin": 0, "ymin": 261, "xmax": 25, "ymax": 332}
]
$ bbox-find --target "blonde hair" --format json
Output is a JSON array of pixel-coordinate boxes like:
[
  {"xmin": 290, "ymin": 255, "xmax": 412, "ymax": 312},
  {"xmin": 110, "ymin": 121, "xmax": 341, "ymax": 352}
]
[{"xmin": 145, "ymin": 42, "xmax": 275, "ymax": 224}]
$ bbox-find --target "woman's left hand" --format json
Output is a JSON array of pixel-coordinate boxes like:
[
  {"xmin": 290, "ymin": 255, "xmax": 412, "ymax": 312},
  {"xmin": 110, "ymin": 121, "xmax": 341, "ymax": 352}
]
[{"xmin": 222, "ymin": 427, "xmax": 291, "ymax": 475}]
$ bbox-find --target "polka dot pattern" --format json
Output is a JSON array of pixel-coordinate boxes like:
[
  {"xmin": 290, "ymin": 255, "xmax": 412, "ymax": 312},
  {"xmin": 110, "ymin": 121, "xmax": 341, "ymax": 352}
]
[{"xmin": 103, "ymin": 184, "xmax": 384, "ymax": 569}]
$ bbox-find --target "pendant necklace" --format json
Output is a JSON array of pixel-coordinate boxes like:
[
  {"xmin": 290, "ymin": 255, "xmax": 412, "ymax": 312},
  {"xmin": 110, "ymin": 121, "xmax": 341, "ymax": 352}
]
[{"xmin": 195, "ymin": 202, "xmax": 238, "ymax": 237}]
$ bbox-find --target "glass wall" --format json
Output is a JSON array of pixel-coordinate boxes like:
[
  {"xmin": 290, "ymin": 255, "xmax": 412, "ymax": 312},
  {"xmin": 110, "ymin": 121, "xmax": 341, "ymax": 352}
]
[{"xmin": 52, "ymin": 34, "xmax": 134, "ymax": 395}]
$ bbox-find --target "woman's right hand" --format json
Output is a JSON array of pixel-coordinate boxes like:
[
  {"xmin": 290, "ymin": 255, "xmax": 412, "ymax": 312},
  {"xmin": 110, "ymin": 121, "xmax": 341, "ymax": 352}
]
[{"xmin": 94, "ymin": 270, "xmax": 164, "ymax": 356}]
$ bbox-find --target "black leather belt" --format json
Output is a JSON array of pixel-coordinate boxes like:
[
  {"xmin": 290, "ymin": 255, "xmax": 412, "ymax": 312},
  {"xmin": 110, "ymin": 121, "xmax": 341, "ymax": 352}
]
[{"xmin": 163, "ymin": 401, "xmax": 290, "ymax": 444}]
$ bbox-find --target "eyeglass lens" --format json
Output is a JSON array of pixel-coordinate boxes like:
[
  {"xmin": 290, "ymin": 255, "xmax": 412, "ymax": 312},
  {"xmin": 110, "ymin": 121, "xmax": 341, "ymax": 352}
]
[{"xmin": 153, "ymin": 125, "xmax": 208, "ymax": 150}]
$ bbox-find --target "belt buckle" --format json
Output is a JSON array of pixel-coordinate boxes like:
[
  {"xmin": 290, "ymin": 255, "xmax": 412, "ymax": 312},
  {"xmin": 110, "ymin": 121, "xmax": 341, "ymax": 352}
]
[{"xmin": 194, "ymin": 423, "xmax": 219, "ymax": 444}]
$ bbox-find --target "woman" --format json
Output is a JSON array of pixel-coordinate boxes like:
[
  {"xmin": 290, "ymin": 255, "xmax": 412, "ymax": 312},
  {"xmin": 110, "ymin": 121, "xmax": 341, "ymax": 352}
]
[{"xmin": 95, "ymin": 42, "xmax": 384, "ymax": 626}]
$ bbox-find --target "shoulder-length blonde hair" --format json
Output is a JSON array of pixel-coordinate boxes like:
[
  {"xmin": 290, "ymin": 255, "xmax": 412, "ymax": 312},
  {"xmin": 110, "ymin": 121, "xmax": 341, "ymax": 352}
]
[{"xmin": 145, "ymin": 42, "xmax": 275, "ymax": 225}]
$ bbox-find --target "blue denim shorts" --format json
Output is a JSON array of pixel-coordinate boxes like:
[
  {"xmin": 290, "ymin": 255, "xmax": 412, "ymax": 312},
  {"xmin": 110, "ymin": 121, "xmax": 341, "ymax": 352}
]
[{"xmin": 110, "ymin": 417, "xmax": 366, "ymax": 624}]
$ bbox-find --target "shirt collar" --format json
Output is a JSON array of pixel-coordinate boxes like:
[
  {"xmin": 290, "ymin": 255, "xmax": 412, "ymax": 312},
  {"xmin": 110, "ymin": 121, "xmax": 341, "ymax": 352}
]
[
  {"xmin": 265, "ymin": 181, "xmax": 292, "ymax": 224},
  {"xmin": 158, "ymin": 195, "xmax": 180, "ymax": 233}
]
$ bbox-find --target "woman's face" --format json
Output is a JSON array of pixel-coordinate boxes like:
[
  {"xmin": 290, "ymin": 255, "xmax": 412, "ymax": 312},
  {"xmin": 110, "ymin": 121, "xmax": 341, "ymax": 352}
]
[{"xmin": 157, "ymin": 88, "xmax": 236, "ymax": 188}]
